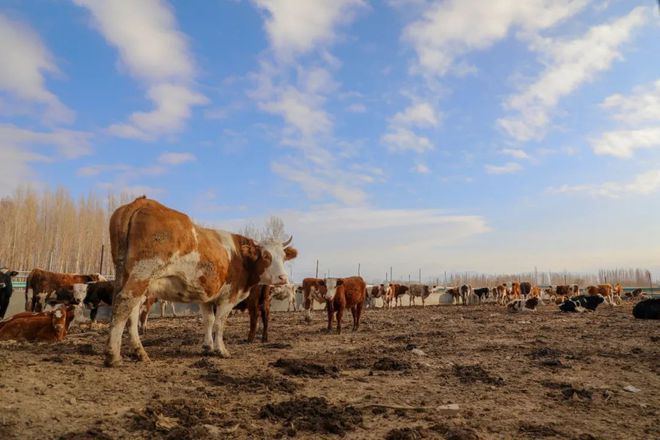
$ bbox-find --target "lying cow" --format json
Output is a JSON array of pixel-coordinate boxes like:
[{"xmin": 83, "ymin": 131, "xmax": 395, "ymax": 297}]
[
  {"xmin": 0, "ymin": 268, "xmax": 19, "ymax": 319},
  {"xmin": 302, "ymin": 278, "xmax": 327, "ymax": 322},
  {"xmin": 507, "ymin": 297, "xmax": 539, "ymax": 313},
  {"xmin": 270, "ymin": 283, "xmax": 296, "ymax": 311},
  {"xmin": 324, "ymin": 276, "xmax": 366, "ymax": 334},
  {"xmin": 632, "ymin": 298, "xmax": 660, "ymax": 320},
  {"xmin": 25, "ymin": 268, "xmax": 106, "ymax": 312},
  {"xmin": 0, "ymin": 305, "xmax": 70, "ymax": 342},
  {"xmin": 409, "ymin": 284, "xmax": 431, "ymax": 306},
  {"xmin": 473, "ymin": 287, "xmax": 489, "ymax": 304},
  {"xmin": 105, "ymin": 196, "xmax": 297, "ymax": 367},
  {"xmin": 559, "ymin": 295, "xmax": 604, "ymax": 313}
]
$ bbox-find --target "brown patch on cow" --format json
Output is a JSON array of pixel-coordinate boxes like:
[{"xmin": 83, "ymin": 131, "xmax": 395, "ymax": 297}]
[
  {"xmin": 453, "ymin": 364, "xmax": 504, "ymax": 385},
  {"xmin": 259, "ymin": 397, "xmax": 363, "ymax": 436},
  {"xmin": 271, "ymin": 358, "xmax": 340, "ymax": 378}
]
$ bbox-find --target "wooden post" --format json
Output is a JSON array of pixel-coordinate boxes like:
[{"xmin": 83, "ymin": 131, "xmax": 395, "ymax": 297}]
[
  {"xmin": 419, "ymin": 269, "xmax": 421, "ymax": 283},
  {"xmin": 98, "ymin": 244, "xmax": 105, "ymax": 274},
  {"xmin": 358, "ymin": 263, "xmax": 361, "ymax": 276},
  {"xmin": 315, "ymin": 260, "xmax": 319, "ymax": 278}
]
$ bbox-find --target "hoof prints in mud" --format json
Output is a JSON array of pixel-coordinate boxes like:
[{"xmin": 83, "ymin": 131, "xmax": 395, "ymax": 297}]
[
  {"xmin": 131, "ymin": 398, "xmax": 232, "ymax": 439},
  {"xmin": 453, "ymin": 364, "xmax": 503, "ymax": 385},
  {"xmin": 263, "ymin": 342, "xmax": 293, "ymax": 349},
  {"xmin": 373, "ymin": 357, "xmax": 411, "ymax": 371},
  {"xmin": 202, "ymin": 367, "xmax": 297, "ymax": 393},
  {"xmin": 259, "ymin": 397, "xmax": 362, "ymax": 436},
  {"xmin": 518, "ymin": 422, "xmax": 563, "ymax": 437},
  {"xmin": 271, "ymin": 358, "xmax": 340, "ymax": 377},
  {"xmin": 541, "ymin": 381, "xmax": 593, "ymax": 401},
  {"xmin": 385, "ymin": 427, "xmax": 423, "ymax": 440},
  {"xmin": 58, "ymin": 428, "xmax": 113, "ymax": 440}
]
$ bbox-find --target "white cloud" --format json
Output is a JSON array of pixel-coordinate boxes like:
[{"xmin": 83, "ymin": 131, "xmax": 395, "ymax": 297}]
[
  {"xmin": 74, "ymin": 0, "xmax": 206, "ymax": 140},
  {"xmin": 158, "ymin": 151, "xmax": 196, "ymax": 165},
  {"xmin": 219, "ymin": 206, "xmax": 490, "ymax": 280},
  {"xmin": 601, "ymin": 79, "xmax": 660, "ymax": 126},
  {"xmin": 252, "ymin": 0, "xmax": 366, "ymax": 59},
  {"xmin": 0, "ymin": 14, "xmax": 74, "ymax": 123},
  {"xmin": 549, "ymin": 169, "xmax": 660, "ymax": 198},
  {"xmin": 498, "ymin": 148, "xmax": 530, "ymax": 159},
  {"xmin": 484, "ymin": 162, "xmax": 522, "ymax": 175},
  {"xmin": 0, "ymin": 124, "xmax": 92, "ymax": 194},
  {"xmin": 498, "ymin": 6, "xmax": 650, "ymax": 142},
  {"xmin": 591, "ymin": 127, "xmax": 660, "ymax": 158},
  {"xmin": 403, "ymin": 0, "xmax": 589, "ymax": 77},
  {"xmin": 392, "ymin": 101, "xmax": 440, "ymax": 127},
  {"xmin": 413, "ymin": 163, "xmax": 430, "ymax": 174},
  {"xmin": 382, "ymin": 127, "xmax": 433, "ymax": 153},
  {"xmin": 592, "ymin": 79, "xmax": 660, "ymax": 158}
]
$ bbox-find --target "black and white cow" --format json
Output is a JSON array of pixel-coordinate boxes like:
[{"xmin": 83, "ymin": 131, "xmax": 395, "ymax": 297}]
[
  {"xmin": 507, "ymin": 297, "xmax": 539, "ymax": 313},
  {"xmin": 473, "ymin": 287, "xmax": 489, "ymax": 304},
  {"xmin": 83, "ymin": 280, "xmax": 114, "ymax": 323},
  {"xmin": 520, "ymin": 282, "xmax": 532, "ymax": 300},
  {"xmin": 0, "ymin": 268, "xmax": 19, "ymax": 319},
  {"xmin": 559, "ymin": 295, "xmax": 604, "ymax": 313},
  {"xmin": 632, "ymin": 298, "xmax": 660, "ymax": 320}
]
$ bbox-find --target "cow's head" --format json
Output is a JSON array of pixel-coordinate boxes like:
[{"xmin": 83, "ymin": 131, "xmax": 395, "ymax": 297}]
[
  {"xmin": 0, "ymin": 268, "xmax": 18, "ymax": 289},
  {"xmin": 241, "ymin": 236, "xmax": 297, "ymax": 286},
  {"xmin": 324, "ymin": 278, "xmax": 343, "ymax": 301}
]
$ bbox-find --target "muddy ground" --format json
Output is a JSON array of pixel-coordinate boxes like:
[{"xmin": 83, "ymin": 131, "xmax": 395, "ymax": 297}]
[{"xmin": 0, "ymin": 301, "xmax": 658, "ymax": 439}]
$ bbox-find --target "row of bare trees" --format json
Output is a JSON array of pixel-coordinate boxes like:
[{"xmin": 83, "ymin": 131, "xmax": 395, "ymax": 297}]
[{"xmin": 0, "ymin": 186, "xmax": 134, "ymax": 275}]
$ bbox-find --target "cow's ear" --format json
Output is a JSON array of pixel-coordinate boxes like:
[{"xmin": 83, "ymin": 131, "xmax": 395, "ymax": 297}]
[
  {"xmin": 318, "ymin": 280, "xmax": 326, "ymax": 286},
  {"xmin": 336, "ymin": 279, "xmax": 344, "ymax": 286},
  {"xmin": 241, "ymin": 242, "xmax": 260, "ymax": 261},
  {"xmin": 283, "ymin": 246, "xmax": 298, "ymax": 261}
]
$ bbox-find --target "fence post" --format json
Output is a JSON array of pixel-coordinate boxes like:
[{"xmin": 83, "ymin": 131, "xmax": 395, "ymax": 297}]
[
  {"xmin": 99, "ymin": 244, "xmax": 105, "ymax": 274},
  {"xmin": 315, "ymin": 260, "xmax": 319, "ymax": 278}
]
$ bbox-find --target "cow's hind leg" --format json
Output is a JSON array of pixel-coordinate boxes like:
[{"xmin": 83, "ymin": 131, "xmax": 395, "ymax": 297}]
[
  {"xmin": 105, "ymin": 283, "xmax": 146, "ymax": 367},
  {"xmin": 212, "ymin": 300, "xmax": 235, "ymax": 357},
  {"xmin": 128, "ymin": 300, "xmax": 149, "ymax": 362},
  {"xmin": 201, "ymin": 302, "xmax": 215, "ymax": 351}
]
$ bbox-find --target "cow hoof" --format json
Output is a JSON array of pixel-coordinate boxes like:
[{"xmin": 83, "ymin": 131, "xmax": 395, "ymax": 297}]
[
  {"xmin": 135, "ymin": 350, "xmax": 150, "ymax": 362},
  {"xmin": 104, "ymin": 355, "xmax": 122, "ymax": 368},
  {"xmin": 218, "ymin": 350, "xmax": 231, "ymax": 359}
]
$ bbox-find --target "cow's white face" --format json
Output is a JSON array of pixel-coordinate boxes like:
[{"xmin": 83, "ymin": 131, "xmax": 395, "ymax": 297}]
[
  {"xmin": 73, "ymin": 283, "xmax": 88, "ymax": 304},
  {"xmin": 256, "ymin": 238, "xmax": 297, "ymax": 286},
  {"xmin": 324, "ymin": 278, "xmax": 343, "ymax": 301}
]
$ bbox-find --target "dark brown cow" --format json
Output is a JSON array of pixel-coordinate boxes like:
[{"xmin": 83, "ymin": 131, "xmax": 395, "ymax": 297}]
[
  {"xmin": 324, "ymin": 276, "xmax": 366, "ymax": 334},
  {"xmin": 408, "ymin": 284, "xmax": 431, "ymax": 306},
  {"xmin": 233, "ymin": 284, "xmax": 271, "ymax": 342},
  {"xmin": 25, "ymin": 269, "xmax": 105, "ymax": 312},
  {"xmin": 446, "ymin": 287, "xmax": 460, "ymax": 304},
  {"xmin": 83, "ymin": 281, "xmax": 114, "ymax": 323},
  {"xmin": 105, "ymin": 197, "xmax": 297, "ymax": 367},
  {"xmin": 0, "ymin": 305, "xmax": 69, "ymax": 342},
  {"xmin": 393, "ymin": 284, "xmax": 410, "ymax": 307},
  {"xmin": 302, "ymin": 277, "xmax": 327, "ymax": 322},
  {"xmin": 520, "ymin": 282, "xmax": 532, "ymax": 299}
]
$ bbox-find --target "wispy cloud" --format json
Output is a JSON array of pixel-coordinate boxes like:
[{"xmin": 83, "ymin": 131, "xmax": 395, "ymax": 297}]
[
  {"xmin": 484, "ymin": 162, "xmax": 522, "ymax": 175},
  {"xmin": 158, "ymin": 151, "xmax": 196, "ymax": 165},
  {"xmin": 498, "ymin": 6, "xmax": 650, "ymax": 142},
  {"xmin": 592, "ymin": 79, "xmax": 660, "ymax": 158},
  {"xmin": 382, "ymin": 127, "xmax": 433, "ymax": 153},
  {"xmin": 549, "ymin": 169, "xmax": 660, "ymax": 198},
  {"xmin": 412, "ymin": 163, "xmax": 430, "ymax": 174},
  {"xmin": 74, "ymin": 0, "xmax": 207, "ymax": 140},
  {"xmin": 498, "ymin": 148, "xmax": 530, "ymax": 159},
  {"xmin": 0, "ymin": 14, "xmax": 74, "ymax": 123}
]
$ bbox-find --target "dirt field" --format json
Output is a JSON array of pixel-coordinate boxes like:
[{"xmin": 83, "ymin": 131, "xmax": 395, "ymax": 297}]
[{"xmin": 0, "ymin": 301, "xmax": 658, "ymax": 440}]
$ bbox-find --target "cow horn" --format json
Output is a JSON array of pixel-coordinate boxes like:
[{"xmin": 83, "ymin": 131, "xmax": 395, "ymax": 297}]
[{"xmin": 282, "ymin": 235, "xmax": 293, "ymax": 247}]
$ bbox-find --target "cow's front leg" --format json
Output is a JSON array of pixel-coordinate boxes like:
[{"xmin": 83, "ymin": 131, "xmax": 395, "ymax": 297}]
[
  {"xmin": 200, "ymin": 302, "xmax": 215, "ymax": 351},
  {"xmin": 212, "ymin": 300, "xmax": 234, "ymax": 357}
]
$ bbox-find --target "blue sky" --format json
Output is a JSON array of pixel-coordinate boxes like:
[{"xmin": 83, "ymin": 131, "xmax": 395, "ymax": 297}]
[{"xmin": 1, "ymin": 1, "xmax": 659, "ymax": 281}]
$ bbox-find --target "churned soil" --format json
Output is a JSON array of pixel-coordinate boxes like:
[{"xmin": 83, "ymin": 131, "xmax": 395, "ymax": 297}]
[{"xmin": 0, "ymin": 301, "xmax": 658, "ymax": 439}]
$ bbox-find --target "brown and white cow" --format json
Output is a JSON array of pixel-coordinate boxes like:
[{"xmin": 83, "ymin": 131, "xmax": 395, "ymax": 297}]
[
  {"xmin": 494, "ymin": 284, "xmax": 508, "ymax": 305},
  {"xmin": 507, "ymin": 297, "xmax": 539, "ymax": 313},
  {"xmin": 233, "ymin": 284, "xmax": 271, "ymax": 342},
  {"xmin": 105, "ymin": 197, "xmax": 297, "ymax": 367},
  {"xmin": 25, "ymin": 269, "xmax": 106, "ymax": 312},
  {"xmin": 302, "ymin": 277, "xmax": 327, "ymax": 322},
  {"xmin": 510, "ymin": 282, "xmax": 521, "ymax": 301},
  {"xmin": 270, "ymin": 283, "xmax": 297, "ymax": 311},
  {"xmin": 408, "ymin": 284, "xmax": 431, "ymax": 306},
  {"xmin": 0, "ymin": 305, "xmax": 69, "ymax": 342},
  {"xmin": 586, "ymin": 284, "xmax": 617, "ymax": 306},
  {"xmin": 324, "ymin": 276, "xmax": 366, "ymax": 334}
]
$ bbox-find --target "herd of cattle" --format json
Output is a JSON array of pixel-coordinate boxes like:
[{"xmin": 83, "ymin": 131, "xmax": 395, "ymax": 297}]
[{"xmin": 0, "ymin": 196, "xmax": 659, "ymax": 367}]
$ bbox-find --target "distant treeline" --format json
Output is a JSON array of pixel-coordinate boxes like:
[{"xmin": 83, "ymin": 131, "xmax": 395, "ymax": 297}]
[
  {"xmin": 433, "ymin": 268, "xmax": 654, "ymax": 288},
  {"xmin": 0, "ymin": 186, "xmax": 133, "ymax": 275}
]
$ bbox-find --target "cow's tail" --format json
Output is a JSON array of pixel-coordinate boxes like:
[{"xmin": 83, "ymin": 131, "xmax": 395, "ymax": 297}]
[{"xmin": 110, "ymin": 197, "xmax": 147, "ymax": 295}]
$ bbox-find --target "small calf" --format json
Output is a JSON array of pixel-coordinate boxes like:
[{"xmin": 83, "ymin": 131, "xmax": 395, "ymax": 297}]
[
  {"xmin": 507, "ymin": 297, "xmax": 539, "ymax": 313},
  {"xmin": 632, "ymin": 298, "xmax": 660, "ymax": 320},
  {"xmin": 0, "ymin": 306, "xmax": 68, "ymax": 342},
  {"xmin": 325, "ymin": 276, "xmax": 366, "ymax": 334},
  {"xmin": 233, "ymin": 284, "xmax": 271, "ymax": 342},
  {"xmin": 559, "ymin": 295, "xmax": 604, "ymax": 313}
]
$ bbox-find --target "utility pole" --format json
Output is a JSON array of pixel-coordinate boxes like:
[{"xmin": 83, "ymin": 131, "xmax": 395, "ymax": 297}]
[
  {"xmin": 358, "ymin": 263, "xmax": 360, "ymax": 276},
  {"xmin": 390, "ymin": 266, "xmax": 393, "ymax": 282},
  {"xmin": 98, "ymin": 244, "xmax": 104, "ymax": 274},
  {"xmin": 315, "ymin": 260, "xmax": 319, "ymax": 278},
  {"xmin": 418, "ymin": 268, "xmax": 421, "ymax": 283}
]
